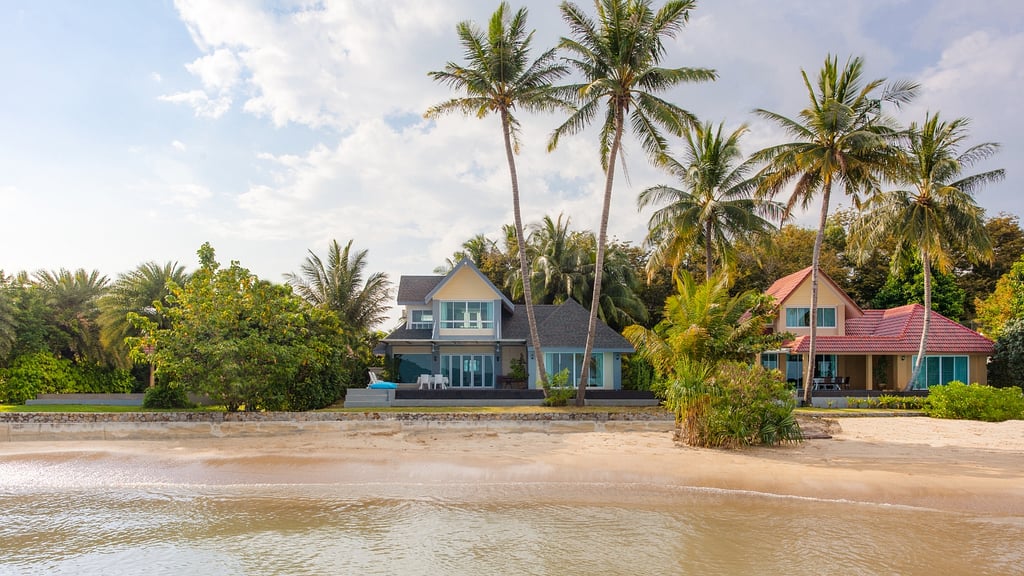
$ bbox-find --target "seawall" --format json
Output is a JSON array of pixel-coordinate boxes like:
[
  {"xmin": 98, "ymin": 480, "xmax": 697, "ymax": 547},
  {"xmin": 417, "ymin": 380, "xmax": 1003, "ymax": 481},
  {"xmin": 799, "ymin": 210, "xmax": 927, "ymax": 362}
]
[{"xmin": 0, "ymin": 411, "xmax": 675, "ymax": 442}]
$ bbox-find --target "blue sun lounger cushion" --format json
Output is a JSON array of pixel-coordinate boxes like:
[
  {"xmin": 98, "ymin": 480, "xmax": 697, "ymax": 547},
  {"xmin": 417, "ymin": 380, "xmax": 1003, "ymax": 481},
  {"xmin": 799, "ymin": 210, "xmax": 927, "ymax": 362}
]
[{"xmin": 369, "ymin": 382, "xmax": 397, "ymax": 389}]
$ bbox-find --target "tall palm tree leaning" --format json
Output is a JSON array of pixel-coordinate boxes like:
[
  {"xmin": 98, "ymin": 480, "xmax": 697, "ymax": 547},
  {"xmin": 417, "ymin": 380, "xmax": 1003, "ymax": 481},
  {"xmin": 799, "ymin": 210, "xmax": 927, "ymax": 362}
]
[
  {"xmin": 285, "ymin": 239, "xmax": 392, "ymax": 336},
  {"xmin": 426, "ymin": 2, "xmax": 572, "ymax": 387},
  {"xmin": 849, "ymin": 113, "xmax": 1001, "ymax": 389},
  {"xmin": 753, "ymin": 55, "xmax": 918, "ymax": 405},
  {"xmin": 549, "ymin": 0, "xmax": 715, "ymax": 404},
  {"xmin": 638, "ymin": 121, "xmax": 782, "ymax": 282}
]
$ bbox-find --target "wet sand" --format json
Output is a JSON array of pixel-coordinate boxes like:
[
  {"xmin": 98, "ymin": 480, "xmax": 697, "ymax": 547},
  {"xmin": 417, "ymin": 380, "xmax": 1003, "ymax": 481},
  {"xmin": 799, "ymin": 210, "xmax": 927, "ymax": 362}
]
[{"xmin": 1, "ymin": 416, "xmax": 1022, "ymax": 516}]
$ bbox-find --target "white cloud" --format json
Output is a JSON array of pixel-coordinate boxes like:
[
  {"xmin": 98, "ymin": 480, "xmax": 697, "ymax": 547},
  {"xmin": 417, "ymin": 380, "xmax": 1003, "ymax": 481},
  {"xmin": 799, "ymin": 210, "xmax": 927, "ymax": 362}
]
[
  {"xmin": 158, "ymin": 90, "xmax": 232, "ymax": 118},
  {"xmin": 171, "ymin": 140, "xmax": 186, "ymax": 151},
  {"xmin": 150, "ymin": 72, "xmax": 163, "ymax": 83},
  {"xmin": 185, "ymin": 48, "xmax": 241, "ymax": 92}
]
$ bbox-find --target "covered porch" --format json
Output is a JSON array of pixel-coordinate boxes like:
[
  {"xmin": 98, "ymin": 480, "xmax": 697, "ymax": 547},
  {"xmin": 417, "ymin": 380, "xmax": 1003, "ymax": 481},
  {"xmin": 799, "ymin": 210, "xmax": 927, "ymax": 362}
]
[{"xmin": 761, "ymin": 352, "xmax": 902, "ymax": 392}]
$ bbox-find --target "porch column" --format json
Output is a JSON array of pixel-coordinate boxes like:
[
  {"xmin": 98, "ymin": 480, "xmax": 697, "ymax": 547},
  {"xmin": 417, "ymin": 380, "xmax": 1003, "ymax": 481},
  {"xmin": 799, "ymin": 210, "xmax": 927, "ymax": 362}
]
[{"xmin": 865, "ymin": 354, "xmax": 874, "ymax": 391}]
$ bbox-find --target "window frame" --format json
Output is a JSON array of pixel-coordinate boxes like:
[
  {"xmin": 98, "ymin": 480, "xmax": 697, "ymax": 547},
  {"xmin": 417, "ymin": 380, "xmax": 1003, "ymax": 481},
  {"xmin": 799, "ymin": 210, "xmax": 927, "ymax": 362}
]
[
  {"xmin": 439, "ymin": 301, "xmax": 494, "ymax": 330},
  {"xmin": 785, "ymin": 306, "xmax": 837, "ymax": 328}
]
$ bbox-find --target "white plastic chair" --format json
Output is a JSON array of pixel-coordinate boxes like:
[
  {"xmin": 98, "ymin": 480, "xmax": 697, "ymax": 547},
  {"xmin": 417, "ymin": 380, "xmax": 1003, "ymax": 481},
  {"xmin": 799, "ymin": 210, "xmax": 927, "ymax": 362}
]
[
  {"xmin": 417, "ymin": 374, "xmax": 430, "ymax": 390},
  {"xmin": 433, "ymin": 374, "xmax": 447, "ymax": 390}
]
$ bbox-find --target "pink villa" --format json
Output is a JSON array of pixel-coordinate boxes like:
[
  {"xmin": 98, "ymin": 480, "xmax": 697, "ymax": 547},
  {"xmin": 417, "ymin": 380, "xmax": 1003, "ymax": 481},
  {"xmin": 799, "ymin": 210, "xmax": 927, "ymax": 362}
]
[{"xmin": 758, "ymin": 267, "xmax": 994, "ymax": 392}]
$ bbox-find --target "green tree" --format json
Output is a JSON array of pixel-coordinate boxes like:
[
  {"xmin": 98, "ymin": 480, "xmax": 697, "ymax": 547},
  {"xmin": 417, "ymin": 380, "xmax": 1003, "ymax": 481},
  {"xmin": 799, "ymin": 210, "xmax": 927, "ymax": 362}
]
[
  {"xmin": 33, "ymin": 268, "xmax": 110, "ymax": 365},
  {"xmin": 427, "ymin": 2, "xmax": 571, "ymax": 387},
  {"xmin": 98, "ymin": 261, "xmax": 189, "ymax": 370},
  {"xmin": 957, "ymin": 213, "xmax": 1024, "ymax": 320},
  {"xmin": 638, "ymin": 121, "xmax": 781, "ymax": 281},
  {"xmin": 285, "ymin": 239, "xmax": 392, "ymax": 336},
  {"xmin": 136, "ymin": 244, "xmax": 351, "ymax": 412},
  {"xmin": 870, "ymin": 260, "xmax": 967, "ymax": 321},
  {"xmin": 988, "ymin": 318, "xmax": 1024, "ymax": 388},
  {"xmin": 753, "ymin": 54, "xmax": 917, "ymax": 403},
  {"xmin": 623, "ymin": 270, "xmax": 786, "ymax": 379},
  {"xmin": 850, "ymin": 113, "xmax": 1000, "ymax": 389},
  {"xmin": 975, "ymin": 254, "xmax": 1024, "ymax": 339},
  {"xmin": 550, "ymin": 0, "xmax": 715, "ymax": 403}
]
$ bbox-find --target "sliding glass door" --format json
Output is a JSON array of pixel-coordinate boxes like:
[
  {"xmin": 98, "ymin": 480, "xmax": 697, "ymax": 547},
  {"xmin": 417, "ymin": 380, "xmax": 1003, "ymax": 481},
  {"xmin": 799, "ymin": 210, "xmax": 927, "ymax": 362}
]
[{"xmin": 441, "ymin": 354, "xmax": 495, "ymax": 388}]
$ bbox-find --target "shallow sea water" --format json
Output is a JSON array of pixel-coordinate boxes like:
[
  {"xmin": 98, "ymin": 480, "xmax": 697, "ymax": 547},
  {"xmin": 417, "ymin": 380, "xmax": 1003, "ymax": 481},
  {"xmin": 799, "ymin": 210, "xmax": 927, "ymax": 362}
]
[{"xmin": 1, "ymin": 456, "xmax": 1022, "ymax": 576}]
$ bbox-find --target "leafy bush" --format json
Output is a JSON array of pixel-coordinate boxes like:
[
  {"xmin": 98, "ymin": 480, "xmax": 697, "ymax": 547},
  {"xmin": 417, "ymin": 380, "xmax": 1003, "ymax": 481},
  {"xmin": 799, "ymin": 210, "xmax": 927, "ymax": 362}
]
[
  {"xmin": 925, "ymin": 381, "xmax": 1024, "ymax": 422},
  {"xmin": 665, "ymin": 360, "xmax": 802, "ymax": 448},
  {"xmin": 542, "ymin": 369, "xmax": 574, "ymax": 406},
  {"xmin": 875, "ymin": 395, "xmax": 927, "ymax": 410},
  {"xmin": 0, "ymin": 352, "xmax": 133, "ymax": 404},
  {"xmin": 143, "ymin": 383, "xmax": 194, "ymax": 409},
  {"xmin": 621, "ymin": 355, "xmax": 657, "ymax": 391}
]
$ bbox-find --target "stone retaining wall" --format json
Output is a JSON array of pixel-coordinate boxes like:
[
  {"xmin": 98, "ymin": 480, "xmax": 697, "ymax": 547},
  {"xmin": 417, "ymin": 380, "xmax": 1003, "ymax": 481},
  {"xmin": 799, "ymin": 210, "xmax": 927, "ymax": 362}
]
[{"xmin": 0, "ymin": 411, "xmax": 675, "ymax": 442}]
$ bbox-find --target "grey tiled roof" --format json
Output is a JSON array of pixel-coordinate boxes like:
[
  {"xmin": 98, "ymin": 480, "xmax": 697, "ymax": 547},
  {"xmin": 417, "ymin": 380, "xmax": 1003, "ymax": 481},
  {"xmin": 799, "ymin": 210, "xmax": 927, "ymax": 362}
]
[
  {"xmin": 396, "ymin": 275, "xmax": 443, "ymax": 304},
  {"xmin": 499, "ymin": 299, "xmax": 634, "ymax": 352}
]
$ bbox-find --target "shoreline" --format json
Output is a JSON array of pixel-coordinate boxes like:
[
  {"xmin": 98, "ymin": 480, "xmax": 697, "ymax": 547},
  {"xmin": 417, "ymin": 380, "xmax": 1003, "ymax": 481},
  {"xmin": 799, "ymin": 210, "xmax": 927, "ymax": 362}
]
[{"xmin": 1, "ymin": 415, "xmax": 1022, "ymax": 517}]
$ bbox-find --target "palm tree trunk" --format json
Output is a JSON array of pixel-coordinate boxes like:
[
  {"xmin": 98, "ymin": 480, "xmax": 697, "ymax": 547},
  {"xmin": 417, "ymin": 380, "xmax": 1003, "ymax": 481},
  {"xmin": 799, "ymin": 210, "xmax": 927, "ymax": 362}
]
[
  {"xmin": 705, "ymin": 221, "xmax": 714, "ymax": 282},
  {"xmin": 576, "ymin": 105, "xmax": 624, "ymax": 406},
  {"xmin": 802, "ymin": 183, "xmax": 832, "ymax": 406},
  {"xmin": 500, "ymin": 108, "xmax": 548, "ymax": 389},
  {"xmin": 907, "ymin": 249, "xmax": 931, "ymax": 390}
]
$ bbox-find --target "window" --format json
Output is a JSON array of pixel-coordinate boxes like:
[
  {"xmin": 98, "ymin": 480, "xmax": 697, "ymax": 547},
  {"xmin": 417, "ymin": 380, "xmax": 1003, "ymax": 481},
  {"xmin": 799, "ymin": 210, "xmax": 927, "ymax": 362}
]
[
  {"xmin": 440, "ymin": 301, "xmax": 494, "ymax": 329},
  {"xmin": 410, "ymin": 309, "xmax": 433, "ymax": 330},
  {"xmin": 544, "ymin": 352, "xmax": 602, "ymax": 387},
  {"xmin": 441, "ymin": 354, "xmax": 495, "ymax": 387},
  {"xmin": 911, "ymin": 355, "xmax": 968, "ymax": 390},
  {"xmin": 778, "ymin": 354, "xmax": 837, "ymax": 383},
  {"xmin": 761, "ymin": 353, "xmax": 779, "ymax": 371},
  {"xmin": 395, "ymin": 354, "xmax": 432, "ymax": 384},
  {"xmin": 785, "ymin": 307, "xmax": 836, "ymax": 328}
]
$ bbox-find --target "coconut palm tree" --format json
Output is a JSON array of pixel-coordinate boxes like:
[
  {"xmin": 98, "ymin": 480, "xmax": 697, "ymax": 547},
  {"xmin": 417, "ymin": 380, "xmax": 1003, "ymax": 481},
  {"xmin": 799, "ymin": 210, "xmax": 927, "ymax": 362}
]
[
  {"xmin": 638, "ymin": 121, "xmax": 782, "ymax": 281},
  {"xmin": 426, "ymin": 2, "xmax": 571, "ymax": 385},
  {"xmin": 528, "ymin": 213, "xmax": 592, "ymax": 306},
  {"xmin": 286, "ymin": 239, "xmax": 392, "ymax": 335},
  {"xmin": 849, "ymin": 112, "xmax": 1001, "ymax": 389},
  {"xmin": 99, "ymin": 261, "xmax": 189, "ymax": 369},
  {"xmin": 753, "ymin": 54, "xmax": 918, "ymax": 404},
  {"xmin": 550, "ymin": 0, "xmax": 715, "ymax": 403}
]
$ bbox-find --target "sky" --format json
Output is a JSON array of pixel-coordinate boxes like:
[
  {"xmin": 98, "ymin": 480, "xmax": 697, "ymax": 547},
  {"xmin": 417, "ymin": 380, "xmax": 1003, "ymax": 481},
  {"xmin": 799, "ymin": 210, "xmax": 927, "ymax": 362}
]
[{"xmin": 2, "ymin": 0, "xmax": 1022, "ymax": 309}]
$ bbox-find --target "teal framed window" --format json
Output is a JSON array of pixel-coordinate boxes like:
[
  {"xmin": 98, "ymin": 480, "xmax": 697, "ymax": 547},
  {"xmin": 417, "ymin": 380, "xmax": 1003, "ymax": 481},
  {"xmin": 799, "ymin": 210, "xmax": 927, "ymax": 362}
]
[
  {"xmin": 785, "ymin": 307, "xmax": 836, "ymax": 328},
  {"xmin": 441, "ymin": 354, "xmax": 495, "ymax": 387},
  {"xmin": 440, "ymin": 301, "xmax": 494, "ymax": 329},
  {"xmin": 544, "ymin": 352, "xmax": 602, "ymax": 387},
  {"xmin": 410, "ymin": 309, "xmax": 433, "ymax": 330},
  {"xmin": 911, "ymin": 355, "xmax": 968, "ymax": 390}
]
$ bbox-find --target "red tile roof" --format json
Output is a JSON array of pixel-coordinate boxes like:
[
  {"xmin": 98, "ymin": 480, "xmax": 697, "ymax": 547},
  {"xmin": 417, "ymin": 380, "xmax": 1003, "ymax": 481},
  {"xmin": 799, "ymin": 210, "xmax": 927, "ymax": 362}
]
[
  {"xmin": 783, "ymin": 303, "xmax": 993, "ymax": 355},
  {"xmin": 765, "ymin": 266, "xmax": 863, "ymax": 319}
]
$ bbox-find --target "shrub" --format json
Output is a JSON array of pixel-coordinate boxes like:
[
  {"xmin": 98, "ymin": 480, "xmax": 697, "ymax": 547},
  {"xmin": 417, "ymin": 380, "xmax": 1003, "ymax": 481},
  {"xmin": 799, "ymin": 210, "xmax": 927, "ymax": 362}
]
[
  {"xmin": 0, "ymin": 351, "xmax": 74, "ymax": 404},
  {"xmin": 542, "ymin": 369, "xmax": 574, "ymax": 407},
  {"xmin": 143, "ymin": 383, "xmax": 194, "ymax": 409},
  {"xmin": 666, "ymin": 360, "xmax": 802, "ymax": 448},
  {"xmin": 925, "ymin": 381, "xmax": 1024, "ymax": 422}
]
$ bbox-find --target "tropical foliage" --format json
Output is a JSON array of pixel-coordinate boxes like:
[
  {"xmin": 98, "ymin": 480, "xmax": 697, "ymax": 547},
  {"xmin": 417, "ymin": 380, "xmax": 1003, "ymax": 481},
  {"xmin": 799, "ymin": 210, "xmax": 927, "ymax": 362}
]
[
  {"xmin": 754, "ymin": 54, "xmax": 918, "ymax": 403},
  {"xmin": 988, "ymin": 319, "xmax": 1024, "ymax": 390},
  {"xmin": 849, "ymin": 112, "xmax": 999, "ymax": 388},
  {"xmin": 924, "ymin": 381, "xmax": 1024, "ymax": 422},
  {"xmin": 427, "ymin": 2, "xmax": 572, "ymax": 385},
  {"xmin": 639, "ymin": 121, "xmax": 780, "ymax": 280},
  {"xmin": 551, "ymin": 0, "xmax": 715, "ymax": 401},
  {"xmin": 130, "ymin": 244, "xmax": 353, "ymax": 412}
]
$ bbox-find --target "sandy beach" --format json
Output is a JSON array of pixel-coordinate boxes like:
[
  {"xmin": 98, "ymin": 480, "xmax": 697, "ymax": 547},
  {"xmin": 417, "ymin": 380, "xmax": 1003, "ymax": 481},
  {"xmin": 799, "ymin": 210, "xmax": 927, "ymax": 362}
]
[{"xmin": 2, "ymin": 416, "xmax": 1022, "ymax": 517}]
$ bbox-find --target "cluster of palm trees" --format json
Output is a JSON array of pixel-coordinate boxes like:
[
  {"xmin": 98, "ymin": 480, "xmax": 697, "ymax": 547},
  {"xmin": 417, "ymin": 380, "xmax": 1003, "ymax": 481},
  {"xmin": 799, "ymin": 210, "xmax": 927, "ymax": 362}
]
[
  {"xmin": 0, "ymin": 240, "xmax": 393, "ymax": 392},
  {"xmin": 428, "ymin": 0, "xmax": 1002, "ymax": 402}
]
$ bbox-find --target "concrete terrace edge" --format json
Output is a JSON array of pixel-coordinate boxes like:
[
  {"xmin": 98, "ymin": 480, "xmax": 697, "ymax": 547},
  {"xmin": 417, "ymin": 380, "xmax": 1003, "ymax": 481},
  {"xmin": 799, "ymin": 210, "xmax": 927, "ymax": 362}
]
[{"xmin": 0, "ymin": 411, "xmax": 676, "ymax": 442}]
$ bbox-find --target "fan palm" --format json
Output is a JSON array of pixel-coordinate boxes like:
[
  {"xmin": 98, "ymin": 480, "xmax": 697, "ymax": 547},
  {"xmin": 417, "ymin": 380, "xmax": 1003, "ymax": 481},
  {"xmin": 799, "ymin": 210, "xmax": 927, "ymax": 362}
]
[
  {"xmin": 426, "ymin": 2, "xmax": 572, "ymax": 385},
  {"xmin": 849, "ymin": 112, "xmax": 1001, "ymax": 389},
  {"xmin": 753, "ymin": 54, "xmax": 918, "ymax": 404},
  {"xmin": 285, "ymin": 239, "xmax": 392, "ymax": 335},
  {"xmin": 550, "ymin": 0, "xmax": 715, "ymax": 402},
  {"xmin": 99, "ymin": 261, "xmax": 189, "ymax": 368},
  {"xmin": 638, "ymin": 121, "xmax": 781, "ymax": 281}
]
